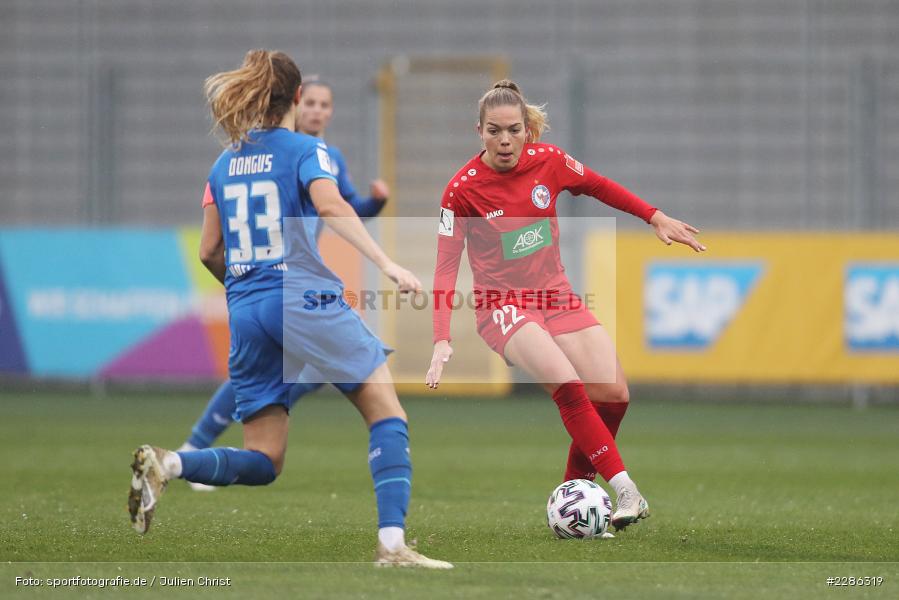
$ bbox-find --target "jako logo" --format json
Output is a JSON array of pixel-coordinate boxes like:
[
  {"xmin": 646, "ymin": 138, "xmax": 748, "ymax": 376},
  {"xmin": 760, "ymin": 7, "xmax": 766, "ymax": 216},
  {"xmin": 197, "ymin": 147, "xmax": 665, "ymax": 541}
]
[
  {"xmin": 486, "ymin": 209, "xmax": 504, "ymax": 219},
  {"xmin": 845, "ymin": 264, "xmax": 899, "ymax": 351},
  {"xmin": 588, "ymin": 446, "xmax": 608, "ymax": 461},
  {"xmin": 645, "ymin": 262, "xmax": 763, "ymax": 349}
]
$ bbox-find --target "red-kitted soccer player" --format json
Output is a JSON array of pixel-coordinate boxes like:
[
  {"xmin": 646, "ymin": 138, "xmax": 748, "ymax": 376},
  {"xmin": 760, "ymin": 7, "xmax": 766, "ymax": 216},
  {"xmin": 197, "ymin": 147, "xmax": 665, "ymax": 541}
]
[{"xmin": 425, "ymin": 79, "xmax": 706, "ymax": 531}]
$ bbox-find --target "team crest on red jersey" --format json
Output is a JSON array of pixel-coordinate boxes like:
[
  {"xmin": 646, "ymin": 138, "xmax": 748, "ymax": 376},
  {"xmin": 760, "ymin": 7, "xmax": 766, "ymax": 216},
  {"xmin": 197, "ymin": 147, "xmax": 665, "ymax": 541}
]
[{"xmin": 531, "ymin": 184, "xmax": 551, "ymax": 209}]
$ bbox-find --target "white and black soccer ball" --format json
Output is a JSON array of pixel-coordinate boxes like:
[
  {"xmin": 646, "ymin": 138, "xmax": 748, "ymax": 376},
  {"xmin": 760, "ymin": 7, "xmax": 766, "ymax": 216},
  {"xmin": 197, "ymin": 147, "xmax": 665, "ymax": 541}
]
[{"xmin": 546, "ymin": 479, "xmax": 612, "ymax": 539}]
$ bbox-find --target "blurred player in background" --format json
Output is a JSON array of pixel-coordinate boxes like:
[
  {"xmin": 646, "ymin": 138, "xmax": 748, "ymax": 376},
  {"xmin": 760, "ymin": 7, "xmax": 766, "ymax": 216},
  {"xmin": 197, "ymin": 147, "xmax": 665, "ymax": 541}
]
[
  {"xmin": 425, "ymin": 80, "xmax": 705, "ymax": 531},
  {"xmin": 128, "ymin": 49, "xmax": 451, "ymax": 569},
  {"xmin": 178, "ymin": 78, "xmax": 390, "ymax": 486},
  {"xmin": 299, "ymin": 77, "xmax": 390, "ymax": 215}
]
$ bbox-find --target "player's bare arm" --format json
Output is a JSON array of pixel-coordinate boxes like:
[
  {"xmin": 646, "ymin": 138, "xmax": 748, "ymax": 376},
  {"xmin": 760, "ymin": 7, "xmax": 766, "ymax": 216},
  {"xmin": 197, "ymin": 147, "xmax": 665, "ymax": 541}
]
[
  {"xmin": 199, "ymin": 203, "xmax": 226, "ymax": 283},
  {"xmin": 310, "ymin": 178, "xmax": 421, "ymax": 293},
  {"xmin": 649, "ymin": 210, "xmax": 706, "ymax": 252}
]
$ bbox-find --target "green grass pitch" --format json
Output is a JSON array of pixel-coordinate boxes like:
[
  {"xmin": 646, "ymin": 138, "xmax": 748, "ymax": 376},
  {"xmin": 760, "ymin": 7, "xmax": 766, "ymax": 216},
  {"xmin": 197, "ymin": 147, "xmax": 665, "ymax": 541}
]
[{"xmin": 1, "ymin": 391, "xmax": 896, "ymax": 598}]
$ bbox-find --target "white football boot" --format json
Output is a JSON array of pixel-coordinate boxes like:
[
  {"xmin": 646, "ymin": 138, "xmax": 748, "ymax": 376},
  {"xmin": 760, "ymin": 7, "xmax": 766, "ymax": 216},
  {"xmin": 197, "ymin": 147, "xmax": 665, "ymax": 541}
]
[
  {"xmin": 611, "ymin": 484, "xmax": 650, "ymax": 531},
  {"xmin": 374, "ymin": 543, "xmax": 454, "ymax": 569},
  {"xmin": 128, "ymin": 445, "xmax": 172, "ymax": 534},
  {"xmin": 188, "ymin": 481, "xmax": 217, "ymax": 492}
]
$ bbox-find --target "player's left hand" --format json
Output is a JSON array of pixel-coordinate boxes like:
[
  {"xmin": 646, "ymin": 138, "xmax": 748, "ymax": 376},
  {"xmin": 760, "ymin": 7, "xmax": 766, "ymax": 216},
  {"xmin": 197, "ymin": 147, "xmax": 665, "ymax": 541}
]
[
  {"xmin": 382, "ymin": 261, "xmax": 422, "ymax": 294},
  {"xmin": 370, "ymin": 179, "xmax": 390, "ymax": 203},
  {"xmin": 426, "ymin": 340, "xmax": 453, "ymax": 389},
  {"xmin": 650, "ymin": 210, "xmax": 706, "ymax": 252}
]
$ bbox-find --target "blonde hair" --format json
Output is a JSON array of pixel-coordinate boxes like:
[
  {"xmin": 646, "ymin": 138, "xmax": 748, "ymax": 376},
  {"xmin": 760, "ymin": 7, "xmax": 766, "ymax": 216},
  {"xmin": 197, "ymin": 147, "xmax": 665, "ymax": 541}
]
[
  {"xmin": 204, "ymin": 49, "xmax": 302, "ymax": 147},
  {"xmin": 478, "ymin": 79, "xmax": 548, "ymax": 143}
]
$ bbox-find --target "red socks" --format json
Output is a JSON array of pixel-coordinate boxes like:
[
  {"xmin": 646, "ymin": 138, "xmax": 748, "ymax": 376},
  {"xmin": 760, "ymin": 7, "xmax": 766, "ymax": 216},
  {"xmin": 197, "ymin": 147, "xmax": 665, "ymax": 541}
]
[
  {"xmin": 563, "ymin": 442, "xmax": 596, "ymax": 482},
  {"xmin": 563, "ymin": 401, "xmax": 629, "ymax": 481},
  {"xmin": 596, "ymin": 401, "xmax": 629, "ymax": 437},
  {"xmin": 552, "ymin": 381, "xmax": 625, "ymax": 483}
]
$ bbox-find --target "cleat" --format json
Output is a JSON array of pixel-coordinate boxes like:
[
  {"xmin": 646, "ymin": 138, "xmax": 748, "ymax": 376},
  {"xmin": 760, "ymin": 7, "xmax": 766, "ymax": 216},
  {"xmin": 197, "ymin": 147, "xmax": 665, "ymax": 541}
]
[
  {"xmin": 188, "ymin": 481, "xmax": 217, "ymax": 492},
  {"xmin": 128, "ymin": 445, "xmax": 171, "ymax": 534},
  {"xmin": 600, "ymin": 532, "xmax": 615, "ymax": 539},
  {"xmin": 374, "ymin": 543, "xmax": 454, "ymax": 570},
  {"xmin": 611, "ymin": 485, "xmax": 649, "ymax": 531}
]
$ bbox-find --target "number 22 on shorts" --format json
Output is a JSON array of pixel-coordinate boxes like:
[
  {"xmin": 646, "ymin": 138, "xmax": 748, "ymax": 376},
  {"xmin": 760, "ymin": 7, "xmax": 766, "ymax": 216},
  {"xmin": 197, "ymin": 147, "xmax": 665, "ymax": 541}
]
[{"xmin": 493, "ymin": 304, "xmax": 525, "ymax": 336}]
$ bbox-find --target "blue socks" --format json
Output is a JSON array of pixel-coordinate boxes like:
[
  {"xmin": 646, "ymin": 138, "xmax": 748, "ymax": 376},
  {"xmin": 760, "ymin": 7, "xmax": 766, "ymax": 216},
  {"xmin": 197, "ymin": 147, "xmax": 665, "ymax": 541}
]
[
  {"xmin": 187, "ymin": 381, "xmax": 237, "ymax": 449},
  {"xmin": 368, "ymin": 417, "xmax": 412, "ymax": 529},
  {"xmin": 180, "ymin": 396, "xmax": 413, "ymax": 520},
  {"xmin": 177, "ymin": 448, "xmax": 276, "ymax": 486}
]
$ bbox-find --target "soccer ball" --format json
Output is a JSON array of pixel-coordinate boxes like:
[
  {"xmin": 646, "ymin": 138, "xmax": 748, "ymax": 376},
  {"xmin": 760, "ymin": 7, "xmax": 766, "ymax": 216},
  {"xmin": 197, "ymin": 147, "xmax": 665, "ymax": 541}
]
[{"xmin": 546, "ymin": 479, "xmax": 612, "ymax": 539}]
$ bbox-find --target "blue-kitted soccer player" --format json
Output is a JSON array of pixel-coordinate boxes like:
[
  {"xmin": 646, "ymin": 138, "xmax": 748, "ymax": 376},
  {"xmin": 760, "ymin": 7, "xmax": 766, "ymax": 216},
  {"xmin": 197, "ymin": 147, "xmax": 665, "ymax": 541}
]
[
  {"xmin": 178, "ymin": 78, "xmax": 389, "ymax": 474},
  {"xmin": 127, "ymin": 49, "xmax": 451, "ymax": 569}
]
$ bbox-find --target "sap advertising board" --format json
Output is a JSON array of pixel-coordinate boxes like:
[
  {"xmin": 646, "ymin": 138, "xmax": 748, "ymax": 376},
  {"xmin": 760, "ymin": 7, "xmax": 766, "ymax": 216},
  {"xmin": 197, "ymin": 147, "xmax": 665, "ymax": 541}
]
[
  {"xmin": 645, "ymin": 263, "xmax": 764, "ymax": 350},
  {"xmin": 645, "ymin": 260, "xmax": 899, "ymax": 354},
  {"xmin": 845, "ymin": 264, "xmax": 899, "ymax": 351}
]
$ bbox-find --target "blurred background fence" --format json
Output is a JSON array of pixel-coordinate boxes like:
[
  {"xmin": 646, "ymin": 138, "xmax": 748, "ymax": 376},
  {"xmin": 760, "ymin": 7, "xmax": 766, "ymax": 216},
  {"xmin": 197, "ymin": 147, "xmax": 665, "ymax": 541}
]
[{"xmin": 1, "ymin": 1, "xmax": 897, "ymax": 400}]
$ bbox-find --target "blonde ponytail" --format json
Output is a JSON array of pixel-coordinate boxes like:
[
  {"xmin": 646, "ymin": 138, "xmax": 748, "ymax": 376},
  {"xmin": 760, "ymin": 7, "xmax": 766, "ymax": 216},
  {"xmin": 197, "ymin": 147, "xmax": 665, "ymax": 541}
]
[
  {"xmin": 205, "ymin": 49, "xmax": 302, "ymax": 147},
  {"xmin": 523, "ymin": 102, "xmax": 548, "ymax": 143}
]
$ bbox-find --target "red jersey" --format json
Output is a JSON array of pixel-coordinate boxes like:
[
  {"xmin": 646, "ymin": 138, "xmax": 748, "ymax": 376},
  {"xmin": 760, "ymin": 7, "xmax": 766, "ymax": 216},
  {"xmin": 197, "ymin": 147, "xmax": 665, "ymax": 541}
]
[{"xmin": 433, "ymin": 143, "xmax": 657, "ymax": 343}]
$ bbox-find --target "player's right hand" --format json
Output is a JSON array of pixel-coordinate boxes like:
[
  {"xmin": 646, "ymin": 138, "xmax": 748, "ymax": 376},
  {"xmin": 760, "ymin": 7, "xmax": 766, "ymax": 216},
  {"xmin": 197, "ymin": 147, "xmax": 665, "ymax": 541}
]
[
  {"xmin": 426, "ymin": 341, "xmax": 453, "ymax": 389},
  {"xmin": 369, "ymin": 179, "xmax": 390, "ymax": 202},
  {"xmin": 382, "ymin": 262, "xmax": 422, "ymax": 294}
]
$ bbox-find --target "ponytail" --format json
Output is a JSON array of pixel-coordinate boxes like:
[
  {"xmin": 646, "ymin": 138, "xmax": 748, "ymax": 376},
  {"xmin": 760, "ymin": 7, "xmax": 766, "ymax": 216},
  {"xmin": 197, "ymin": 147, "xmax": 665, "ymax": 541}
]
[{"xmin": 205, "ymin": 49, "xmax": 302, "ymax": 147}]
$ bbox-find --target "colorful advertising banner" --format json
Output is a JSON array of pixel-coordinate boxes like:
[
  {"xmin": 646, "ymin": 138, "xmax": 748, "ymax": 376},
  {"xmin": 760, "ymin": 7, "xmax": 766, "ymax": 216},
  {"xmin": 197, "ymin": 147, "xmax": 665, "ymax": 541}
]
[
  {"xmin": 0, "ymin": 227, "xmax": 366, "ymax": 382},
  {"xmin": 0, "ymin": 228, "xmax": 228, "ymax": 380},
  {"xmin": 3, "ymin": 228, "xmax": 897, "ymax": 385},
  {"xmin": 0, "ymin": 255, "xmax": 28, "ymax": 373},
  {"xmin": 587, "ymin": 232, "xmax": 899, "ymax": 384}
]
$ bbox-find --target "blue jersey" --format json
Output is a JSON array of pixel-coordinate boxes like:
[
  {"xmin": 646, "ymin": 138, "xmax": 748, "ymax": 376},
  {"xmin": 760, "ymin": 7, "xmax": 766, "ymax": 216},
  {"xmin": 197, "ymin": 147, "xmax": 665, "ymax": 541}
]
[
  {"xmin": 308, "ymin": 144, "xmax": 386, "ymax": 238},
  {"xmin": 205, "ymin": 128, "xmax": 342, "ymax": 308},
  {"xmin": 328, "ymin": 146, "xmax": 384, "ymax": 220}
]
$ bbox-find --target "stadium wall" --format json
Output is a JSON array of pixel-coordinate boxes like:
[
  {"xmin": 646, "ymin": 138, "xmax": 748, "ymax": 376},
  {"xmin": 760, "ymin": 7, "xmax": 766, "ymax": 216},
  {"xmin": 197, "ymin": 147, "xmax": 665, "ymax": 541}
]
[{"xmin": 2, "ymin": 1, "xmax": 898, "ymax": 230}]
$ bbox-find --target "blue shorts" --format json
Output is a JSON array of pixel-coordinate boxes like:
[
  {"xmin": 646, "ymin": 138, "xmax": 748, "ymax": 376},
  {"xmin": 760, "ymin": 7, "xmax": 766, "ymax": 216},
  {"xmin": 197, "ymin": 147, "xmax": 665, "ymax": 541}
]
[
  {"xmin": 228, "ymin": 293, "xmax": 390, "ymax": 422},
  {"xmin": 282, "ymin": 366, "xmax": 358, "ymax": 407}
]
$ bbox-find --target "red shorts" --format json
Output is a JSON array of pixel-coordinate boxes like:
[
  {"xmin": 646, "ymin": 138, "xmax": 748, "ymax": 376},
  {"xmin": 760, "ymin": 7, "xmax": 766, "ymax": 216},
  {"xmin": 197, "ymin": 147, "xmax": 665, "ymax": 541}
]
[{"xmin": 475, "ymin": 291, "xmax": 600, "ymax": 361}]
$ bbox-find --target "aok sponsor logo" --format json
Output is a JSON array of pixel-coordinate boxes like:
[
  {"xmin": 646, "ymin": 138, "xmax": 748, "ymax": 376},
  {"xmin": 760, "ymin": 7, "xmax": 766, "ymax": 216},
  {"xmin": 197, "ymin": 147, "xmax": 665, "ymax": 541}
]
[
  {"xmin": 501, "ymin": 218, "xmax": 552, "ymax": 259},
  {"xmin": 645, "ymin": 262, "xmax": 763, "ymax": 349},
  {"xmin": 845, "ymin": 264, "xmax": 899, "ymax": 351}
]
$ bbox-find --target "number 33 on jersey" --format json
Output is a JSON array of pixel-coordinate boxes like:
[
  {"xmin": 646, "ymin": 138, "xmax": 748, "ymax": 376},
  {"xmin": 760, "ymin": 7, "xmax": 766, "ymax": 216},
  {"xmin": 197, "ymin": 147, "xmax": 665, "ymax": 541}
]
[{"xmin": 203, "ymin": 129, "xmax": 339, "ymax": 302}]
